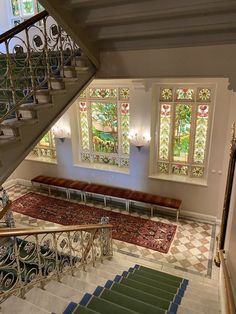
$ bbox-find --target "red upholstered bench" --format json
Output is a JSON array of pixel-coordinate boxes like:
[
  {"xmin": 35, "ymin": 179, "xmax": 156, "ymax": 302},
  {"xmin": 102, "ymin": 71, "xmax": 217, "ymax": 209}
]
[
  {"xmin": 67, "ymin": 181, "xmax": 89, "ymax": 201},
  {"xmin": 129, "ymin": 191, "xmax": 182, "ymax": 221},
  {"xmin": 83, "ymin": 183, "xmax": 132, "ymax": 210},
  {"xmin": 31, "ymin": 175, "xmax": 74, "ymax": 198}
]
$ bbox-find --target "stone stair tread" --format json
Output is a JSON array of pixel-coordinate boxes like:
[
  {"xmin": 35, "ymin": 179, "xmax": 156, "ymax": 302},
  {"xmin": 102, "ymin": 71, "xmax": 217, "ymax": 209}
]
[
  {"xmin": 26, "ymin": 286, "xmax": 69, "ymax": 313},
  {"xmin": 61, "ymin": 275, "xmax": 97, "ymax": 293},
  {"xmin": 45, "ymin": 280, "xmax": 84, "ymax": 301},
  {"xmin": 20, "ymin": 103, "xmax": 53, "ymax": 110},
  {"xmin": 1, "ymin": 118, "xmax": 37, "ymax": 128},
  {"xmin": 0, "ymin": 295, "xmax": 50, "ymax": 314},
  {"xmin": 73, "ymin": 305, "xmax": 100, "ymax": 313}
]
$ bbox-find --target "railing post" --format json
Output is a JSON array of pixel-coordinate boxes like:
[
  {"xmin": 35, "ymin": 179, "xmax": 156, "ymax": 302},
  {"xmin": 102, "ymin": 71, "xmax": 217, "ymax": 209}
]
[
  {"xmin": 80, "ymin": 230, "xmax": 86, "ymax": 271},
  {"xmin": 35, "ymin": 234, "xmax": 44, "ymax": 289},
  {"xmin": 5, "ymin": 40, "xmax": 19, "ymax": 120},
  {"xmin": 25, "ymin": 27, "xmax": 37, "ymax": 104},
  {"xmin": 53, "ymin": 233, "xmax": 61, "ymax": 282},
  {"xmin": 67, "ymin": 231, "xmax": 75, "ymax": 276},
  {"xmin": 42, "ymin": 16, "xmax": 52, "ymax": 90},
  {"xmin": 13, "ymin": 237, "xmax": 25, "ymax": 299},
  {"xmin": 58, "ymin": 26, "xmax": 65, "ymax": 78}
]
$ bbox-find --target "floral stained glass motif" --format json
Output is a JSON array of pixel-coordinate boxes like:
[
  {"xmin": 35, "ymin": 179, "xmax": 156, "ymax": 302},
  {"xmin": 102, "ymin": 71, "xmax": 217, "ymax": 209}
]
[
  {"xmin": 39, "ymin": 132, "xmax": 50, "ymax": 147},
  {"xmin": 89, "ymin": 88, "xmax": 117, "ymax": 99},
  {"xmin": 37, "ymin": 1, "xmax": 44, "ymax": 13},
  {"xmin": 176, "ymin": 88, "xmax": 194, "ymax": 101},
  {"xmin": 81, "ymin": 152, "xmax": 90, "ymax": 162},
  {"xmin": 160, "ymin": 88, "xmax": 173, "ymax": 101},
  {"xmin": 120, "ymin": 158, "xmax": 129, "ymax": 167},
  {"xmin": 172, "ymin": 164, "xmax": 188, "ymax": 175},
  {"xmin": 173, "ymin": 104, "xmax": 192, "ymax": 163},
  {"xmin": 79, "ymin": 90, "xmax": 86, "ymax": 98},
  {"xmin": 191, "ymin": 166, "xmax": 204, "ymax": 178},
  {"xmin": 159, "ymin": 104, "xmax": 171, "ymax": 160},
  {"xmin": 158, "ymin": 162, "xmax": 169, "ymax": 174},
  {"xmin": 198, "ymin": 88, "xmax": 211, "ymax": 102},
  {"xmin": 193, "ymin": 105, "xmax": 209, "ymax": 164},
  {"xmin": 11, "ymin": 0, "xmax": 20, "ymax": 16},
  {"xmin": 121, "ymin": 103, "xmax": 130, "ymax": 155},
  {"xmin": 79, "ymin": 102, "xmax": 90, "ymax": 151},
  {"xmin": 91, "ymin": 102, "xmax": 118, "ymax": 154},
  {"xmin": 22, "ymin": 0, "xmax": 34, "ymax": 15},
  {"xmin": 93, "ymin": 154, "xmax": 119, "ymax": 166},
  {"xmin": 119, "ymin": 88, "xmax": 130, "ymax": 100}
]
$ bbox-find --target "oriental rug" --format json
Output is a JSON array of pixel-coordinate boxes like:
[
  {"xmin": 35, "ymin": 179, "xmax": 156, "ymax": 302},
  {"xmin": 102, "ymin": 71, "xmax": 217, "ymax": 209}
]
[{"xmin": 11, "ymin": 192, "xmax": 177, "ymax": 253}]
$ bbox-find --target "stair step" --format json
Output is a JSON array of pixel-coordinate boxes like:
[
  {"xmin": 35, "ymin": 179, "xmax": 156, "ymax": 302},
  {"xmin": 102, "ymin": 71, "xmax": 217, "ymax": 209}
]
[
  {"xmin": 1, "ymin": 118, "xmax": 37, "ymax": 128},
  {"xmin": 86, "ymin": 295, "xmax": 138, "ymax": 314},
  {"xmin": 72, "ymin": 305, "xmax": 99, "ymax": 314},
  {"xmin": 19, "ymin": 102, "xmax": 53, "ymax": 110},
  {"xmin": 61, "ymin": 275, "xmax": 97, "ymax": 293},
  {"xmin": 0, "ymin": 135, "xmax": 20, "ymax": 146},
  {"xmin": 0, "ymin": 295, "xmax": 50, "ymax": 314},
  {"xmin": 26, "ymin": 286, "xmax": 69, "ymax": 313},
  {"xmin": 45, "ymin": 280, "xmax": 84, "ymax": 303},
  {"xmin": 99, "ymin": 288, "xmax": 166, "ymax": 314}
]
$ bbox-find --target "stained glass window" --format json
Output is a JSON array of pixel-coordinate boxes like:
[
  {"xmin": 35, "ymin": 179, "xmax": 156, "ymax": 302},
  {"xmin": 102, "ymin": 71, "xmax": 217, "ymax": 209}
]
[
  {"xmin": 155, "ymin": 86, "xmax": 213, "ymax": 179},
  {"xmin": 28, "ymin": 130, "xmax": 57, "ymax": 162},
  {"xmin": 78, "ymin": 86, "xmax": 130, "ymax": 168},
  {"xmin": 10, "ymin": 0, "xmax": 44, "ymax": 25}
]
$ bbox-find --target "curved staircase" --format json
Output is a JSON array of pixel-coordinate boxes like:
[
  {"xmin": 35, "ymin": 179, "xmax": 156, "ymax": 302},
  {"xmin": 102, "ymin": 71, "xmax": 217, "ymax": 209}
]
[{"xmin": 0, "ymin": 11, "xmax": 97, "ymax": 186}]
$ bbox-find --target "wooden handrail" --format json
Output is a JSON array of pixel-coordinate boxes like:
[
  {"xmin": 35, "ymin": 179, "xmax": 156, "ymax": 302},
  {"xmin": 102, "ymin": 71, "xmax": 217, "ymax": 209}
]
[
  {"xmin": 219, "ymin": 250, "xmax": 236, "ymax": 314},
  {"xmin": 0, "ymin": 10, "xmax": 48, "ymax": 44},
  {"xmin": 0, "ymin": 224, "xmax": 113, "ymax": 237}
]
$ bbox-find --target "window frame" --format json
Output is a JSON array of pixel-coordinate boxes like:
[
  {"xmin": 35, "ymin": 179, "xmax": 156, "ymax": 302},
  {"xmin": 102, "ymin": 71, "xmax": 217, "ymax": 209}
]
[
  {"xmin": 150, "ymin": 83, "xmax": 215, "ymax": 184},
  {"xmin": 76, "ymin": 86, "xmax": 130, "ymax": 170}
]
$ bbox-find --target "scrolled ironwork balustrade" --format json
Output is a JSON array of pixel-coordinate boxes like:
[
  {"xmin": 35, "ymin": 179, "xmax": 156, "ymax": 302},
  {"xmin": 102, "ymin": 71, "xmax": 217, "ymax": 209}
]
[
  {"xmin": 0, "ymin": 10, "xmax": 81, "ymax": 122},
  {"xmin": 0, "ymin": 224, "xmax": 113, "ymax": 303}
]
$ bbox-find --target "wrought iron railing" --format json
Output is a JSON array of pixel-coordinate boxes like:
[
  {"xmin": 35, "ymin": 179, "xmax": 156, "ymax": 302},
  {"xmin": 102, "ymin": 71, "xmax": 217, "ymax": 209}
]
[
  {"xmin": 0, "ymin": 223, "xmax": 113, "ymax": 303},
  {"xmin": 0, "ymin": 10, "xmax": 81, "ymax": 122}
]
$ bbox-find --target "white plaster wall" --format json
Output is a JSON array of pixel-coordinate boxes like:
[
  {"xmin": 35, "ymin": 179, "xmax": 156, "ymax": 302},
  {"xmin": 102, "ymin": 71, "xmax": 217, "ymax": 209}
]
[
  {"xmin": 9, "ymin": 76, "xmax": 232, "ymax": 221},
  {"xmin": 0, "ymin": 0, "xmax": 11, "ymax": 34}
]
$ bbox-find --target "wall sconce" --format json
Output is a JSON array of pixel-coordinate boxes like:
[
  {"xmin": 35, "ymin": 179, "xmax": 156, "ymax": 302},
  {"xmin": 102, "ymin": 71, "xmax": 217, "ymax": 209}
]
[
  {"xmin": 128, "ymin": 129, "xmax": 151, "ymax": 151},
  {"xmin": 52, "ymin": 125, "xmax": 71, "ymax": 142}
]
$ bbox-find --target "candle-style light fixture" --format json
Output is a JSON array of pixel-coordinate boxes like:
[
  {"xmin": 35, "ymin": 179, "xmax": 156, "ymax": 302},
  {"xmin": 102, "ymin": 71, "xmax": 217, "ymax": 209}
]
[{"xmin": 52, "ymin": 124, "xmax": 71, "ymax": 142}]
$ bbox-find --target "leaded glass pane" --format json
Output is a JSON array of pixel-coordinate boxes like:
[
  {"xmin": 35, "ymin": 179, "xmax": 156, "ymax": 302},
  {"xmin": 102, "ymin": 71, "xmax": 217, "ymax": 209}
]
[
  {"xmin": 160, "ymin": 88, "xmax": 173, "ymax": 101},
  {"xmin": 197, "ymin": 88, "xmax": 211, "ymax": 102},
  {"xmin": 79, "ymin": 90, "xmax": 86, "ymax": 98},
  {"xmin": 121, "ymin": 103, "xmax": 130, "ymax": 155},
  {"xmin": 120, "ymin": 158, "xmax": 129, "ymax": 167},
  {"xmin": 193, "ymin": 104, "xmax": 209, "ymax": 164},
  {"xmin": 191, "ymin": 166, "xmax": 204, "ymax": 178},
  {"xmin": 37, "ymin": 1, "xmax": 44, "ymax": 13},
  {"xmin": 22, "ymin": 0, "xmax": 34, "ymax": 15},
  {"xmin": 159, "ymin": 103, "xmax": 171, "ymax": 160},
  {"xmin": 79, "ymin": 102, "xmax": 90, "ymax": 151},
  {"xmin": 89, "ymin": 88, "xmax": 117, "ymax": 99},
  {"xmin": 119, "ymin": 88, "xmax": 130, "ymax": 100},
  {"xmin": 173, "ymin": 104, "xmax": 192, "ymax": 162},
  {"xmin": 157, "ymin": 162, "xmax": 169, "ymax": 174},
  {"xmin": 91, "ymin": 102, "xmax": 118, "ymax": 153},
  {"xmin": 172, "ymin": 164, "xmax": 188, "ymax": 175},
  {"xmin": 176, "ymin": 88, "xmax": 194, "ymax": 101},
  {"xmin": 39, "ymin": 132, "xmax": 50, "ymax": 147},
  {"xmin": 11, "ymin": 0, "xmax": 20, "ymax": 16},
  {"xmin": 93, "ymin": 154, "xmax": 119, "ymax": 166},
  {"xmin": 81, "ymin": 152, "xmax": 91, "ymax": 162}
]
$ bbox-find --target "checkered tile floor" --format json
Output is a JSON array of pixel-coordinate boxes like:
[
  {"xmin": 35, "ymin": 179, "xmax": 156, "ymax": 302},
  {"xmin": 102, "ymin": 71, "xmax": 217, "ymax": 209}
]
[{"xmin": 5, "ymin": 184, "xmax": 216, "ymax": 277}]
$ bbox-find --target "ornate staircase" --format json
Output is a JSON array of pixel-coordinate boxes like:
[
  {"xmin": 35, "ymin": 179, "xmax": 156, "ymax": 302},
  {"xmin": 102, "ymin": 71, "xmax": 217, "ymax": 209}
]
[{"xmin": 0, "ymin": 11, "xmax": 97, "ymax": 186}]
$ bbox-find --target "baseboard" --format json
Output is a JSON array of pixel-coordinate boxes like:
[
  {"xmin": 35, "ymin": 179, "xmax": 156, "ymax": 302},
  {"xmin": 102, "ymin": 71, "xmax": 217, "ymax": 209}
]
[
  {"xmin": 2, "ymin": 179, "xmax": 18, "ymax": 189},
  {"xmin": 180, "ymin": 209, "xmax": 217, "ymax": 224},
  {"xmin": 16, "ymin": 178, "xmax": 32, "ymax": 187}
]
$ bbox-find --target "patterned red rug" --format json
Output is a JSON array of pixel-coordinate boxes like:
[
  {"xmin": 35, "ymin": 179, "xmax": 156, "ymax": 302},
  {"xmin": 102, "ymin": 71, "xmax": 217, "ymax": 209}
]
[{"xmin": 11, "ymin": 192, "xmax": 177, "ymax": 253}]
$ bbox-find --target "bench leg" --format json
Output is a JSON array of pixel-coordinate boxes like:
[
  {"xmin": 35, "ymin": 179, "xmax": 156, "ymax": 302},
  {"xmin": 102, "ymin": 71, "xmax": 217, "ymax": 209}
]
[
  {"xmin": 177, "ymin": 209, "xmax": 179, "ymax": 223},
  {"xmin": 84, "ymin": 193, "xmax": 87, "ymax": 204},
  {"xmin": 126, "ymin": 200, "xmax": 130, "ymax": 212},
  {"xmin": 81, "ymin": 191, "xmax": 84, "ymax": 202},
  {"xmin": 48, "ymin": 186, "xmax": 51, "ymax": 196},
  {"xmin": 104, "ymin": 196, "xmax": 107, "ymax": 207},
  {"xmin": 150, "ymin": 206, "xmax": 154, "ymax": 218}
]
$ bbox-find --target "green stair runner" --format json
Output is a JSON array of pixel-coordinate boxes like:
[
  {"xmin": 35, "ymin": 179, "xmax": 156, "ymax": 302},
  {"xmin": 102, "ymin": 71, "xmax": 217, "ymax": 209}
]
[{"xmin": 64, "ymin": 264, "xmax": 188, "ymax": 314}]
